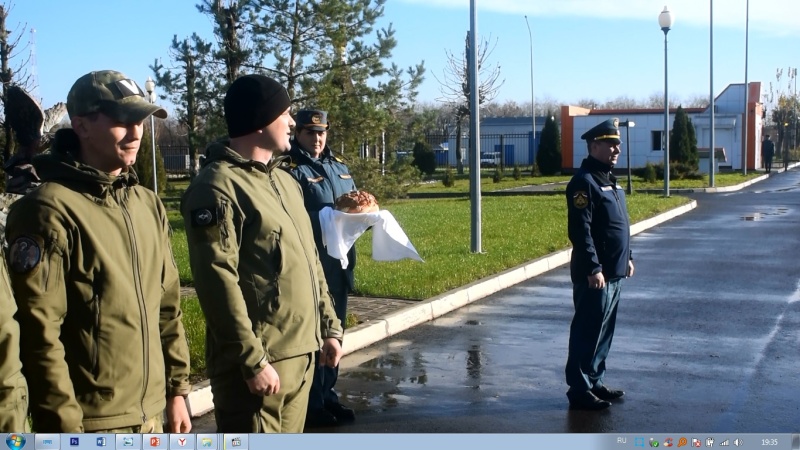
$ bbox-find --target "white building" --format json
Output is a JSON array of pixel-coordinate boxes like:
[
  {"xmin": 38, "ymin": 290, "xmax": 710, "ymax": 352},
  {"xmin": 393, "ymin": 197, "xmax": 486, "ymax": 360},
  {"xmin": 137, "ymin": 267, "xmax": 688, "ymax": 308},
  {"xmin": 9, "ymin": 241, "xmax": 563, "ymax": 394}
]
[{"xmin": 561, "ymin": 82, "xmax": 764, "ymax": 173}]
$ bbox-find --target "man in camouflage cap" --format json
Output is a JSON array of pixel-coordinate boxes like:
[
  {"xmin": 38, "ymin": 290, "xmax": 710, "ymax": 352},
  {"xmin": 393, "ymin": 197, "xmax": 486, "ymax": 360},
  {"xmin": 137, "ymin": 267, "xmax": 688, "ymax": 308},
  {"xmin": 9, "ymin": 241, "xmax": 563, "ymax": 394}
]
[
  {"xmin": 564, "ymin": 118, "xmax": 634, "ymax": 410},
  {"xmin": 4, "ymin": 70, "xmax": 191, "ymax": 432}
]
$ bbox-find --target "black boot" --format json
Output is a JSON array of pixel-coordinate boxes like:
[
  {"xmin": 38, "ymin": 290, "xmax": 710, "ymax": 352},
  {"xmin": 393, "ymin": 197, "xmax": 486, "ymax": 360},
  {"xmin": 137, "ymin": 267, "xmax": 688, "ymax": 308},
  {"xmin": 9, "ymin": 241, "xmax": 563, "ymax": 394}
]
[
  {"xmin": 567, "ymin": 390, "xmax": 612, "ymax": 410},
  {"xmin": 325, "ymin": 401, "xmax": 356, "ymax": 423}
]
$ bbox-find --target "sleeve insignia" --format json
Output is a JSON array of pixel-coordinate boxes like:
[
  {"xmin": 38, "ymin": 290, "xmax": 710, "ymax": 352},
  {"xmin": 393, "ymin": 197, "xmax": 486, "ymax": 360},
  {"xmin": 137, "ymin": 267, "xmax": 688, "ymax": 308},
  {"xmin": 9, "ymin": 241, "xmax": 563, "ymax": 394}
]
[
  {"xmin": 191, "ymin": 207, "xmax": 217, "ymax": 227},
  {"xmin": 9, "ymin": 236, "xmax": 42, "ymax": 273},
  {"xmin": 573, "ymin": 191, "xmax": 589, "ymax": 209}
]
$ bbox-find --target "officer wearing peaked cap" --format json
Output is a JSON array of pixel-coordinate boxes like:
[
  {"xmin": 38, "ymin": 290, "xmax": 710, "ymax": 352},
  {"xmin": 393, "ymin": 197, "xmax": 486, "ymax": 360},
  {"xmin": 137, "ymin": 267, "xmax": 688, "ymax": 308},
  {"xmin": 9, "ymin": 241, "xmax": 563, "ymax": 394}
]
[
  {"xmin": 564, "ymin": 117, "xmax": 634, "ymax": 410},
  {"xmin": 283, "ymin": 109, "xmax": 358, "ymax": 427},
  {"xmin": 580, "ymin": 118, "xmax": 622, "ymax": 144}
]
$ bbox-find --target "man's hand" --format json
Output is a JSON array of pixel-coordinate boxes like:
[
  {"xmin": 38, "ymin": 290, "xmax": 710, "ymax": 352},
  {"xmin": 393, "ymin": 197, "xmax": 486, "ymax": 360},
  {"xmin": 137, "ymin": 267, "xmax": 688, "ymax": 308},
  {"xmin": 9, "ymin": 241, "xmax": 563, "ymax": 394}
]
[
  {"xmin": 627, "ymin": 260, "xmax": 635, "ymax": 278},
  {"xmin": 166, "ymin": 395, "xmax": 192, "ymax": 433},
  {"xmin": 320, "ymin": 338, "xmax": 343, "ymax": 368},
  {"xmin": 245, "ymin": 362, "xmax": 281, "ymax": 396},
  {"xmin": 587, "ymin": 272, "xmax": 605, "ymax": 290}
]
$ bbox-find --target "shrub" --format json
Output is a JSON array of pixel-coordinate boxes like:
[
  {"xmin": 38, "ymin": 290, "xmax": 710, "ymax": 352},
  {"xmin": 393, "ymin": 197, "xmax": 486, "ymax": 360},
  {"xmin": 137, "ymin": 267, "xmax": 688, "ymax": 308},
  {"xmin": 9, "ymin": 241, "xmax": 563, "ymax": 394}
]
[
  {"xmin": 642, "ymin": 162, "xmax": 657, "ymax": 183},
  {"xmin": 347, "ymin": 153, "xmax": 421, "ymax": 201},
  {"xmin": 411, "ymin": 140, "xmax": 436, "ymax": 176},
  {"xmin": 133, "ymin": 130, "xmax": 167, "ymax": 193},
  {"xmin": 639, "ymin": 162, "xmax": 703, "ymax": 181},
  {"xmin": 530, "ymin": 162, "xmax": 541, "ymax": 177},
  {"xmin": 512, "ymin": 164, "xmax": 522, "ymax": 180},
  {"xmin": 492, "ymin": 165, "xmax": 505, "ymax": 183},
  {"xmin": 442, "ymin": 165, "xmax": 455, "ymax": 187}
]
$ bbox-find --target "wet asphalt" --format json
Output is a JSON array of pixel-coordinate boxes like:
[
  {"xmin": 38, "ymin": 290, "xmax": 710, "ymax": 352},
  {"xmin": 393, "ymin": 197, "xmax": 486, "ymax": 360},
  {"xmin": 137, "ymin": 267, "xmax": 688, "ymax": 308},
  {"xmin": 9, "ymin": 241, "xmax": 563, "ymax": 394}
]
[{"xmin": 196, "ymin": 169, "xmax": 800, "ymax": 433}]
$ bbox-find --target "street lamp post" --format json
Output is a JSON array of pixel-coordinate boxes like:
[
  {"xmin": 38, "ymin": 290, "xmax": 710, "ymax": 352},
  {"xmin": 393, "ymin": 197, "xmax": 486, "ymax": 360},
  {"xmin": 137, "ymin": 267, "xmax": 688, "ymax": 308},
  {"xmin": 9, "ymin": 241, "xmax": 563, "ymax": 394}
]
[
  {"xmin": 524, "ymin": 15, "xmax": 536, "ymax": 164},
  {"xmin": 620, "ymin": 120, "xmax": 636, "ymax": 195},
  {"xmin": 144, "ymin": 77, "xmax": 158, "ymax": 195},
  {"xmin": 659, "ymin": 6, "xmax": 673, "ymax": 197}
]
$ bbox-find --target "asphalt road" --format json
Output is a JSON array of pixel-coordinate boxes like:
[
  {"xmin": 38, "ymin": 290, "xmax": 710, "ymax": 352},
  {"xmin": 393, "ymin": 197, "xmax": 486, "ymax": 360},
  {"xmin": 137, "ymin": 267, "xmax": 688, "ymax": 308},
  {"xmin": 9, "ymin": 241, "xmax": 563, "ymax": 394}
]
[{"xmin": 195, "ymin": 169, "xmax": 800, "ymax": 433}]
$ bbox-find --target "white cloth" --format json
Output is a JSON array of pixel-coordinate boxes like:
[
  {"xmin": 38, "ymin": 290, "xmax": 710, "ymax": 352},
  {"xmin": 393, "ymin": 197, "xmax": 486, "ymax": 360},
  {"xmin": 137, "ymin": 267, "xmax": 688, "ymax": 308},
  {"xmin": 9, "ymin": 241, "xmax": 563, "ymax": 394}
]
[{"xmin": 319, "ymin": 207, "xmax": 424, "ymax": 269}]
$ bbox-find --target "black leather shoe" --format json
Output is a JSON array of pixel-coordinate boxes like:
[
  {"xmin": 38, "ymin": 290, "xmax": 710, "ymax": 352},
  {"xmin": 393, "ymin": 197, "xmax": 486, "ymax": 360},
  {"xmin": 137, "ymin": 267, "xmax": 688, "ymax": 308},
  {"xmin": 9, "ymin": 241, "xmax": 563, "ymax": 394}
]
[
  {"xmin": 567, "ymin": 390, "xmax": 612, "ymax": 410},
  {"xmin": 591, "ymin": 385, "xmax": 625, "ymax": 401},
  {"xmin": 325, "ymin": 401, "xmax": 356, "ymax": 423},
  {"xmin": 305, "ymin": 408, "xmax": 338, "ymax": 428}
]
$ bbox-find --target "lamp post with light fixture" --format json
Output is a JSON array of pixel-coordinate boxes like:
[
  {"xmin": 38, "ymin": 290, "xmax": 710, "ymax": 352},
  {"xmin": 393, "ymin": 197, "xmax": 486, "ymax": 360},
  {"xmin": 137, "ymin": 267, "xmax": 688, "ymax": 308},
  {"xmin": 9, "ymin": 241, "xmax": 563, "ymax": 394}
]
[
  {"xmin": 144, "ymin": 77, "xmax": 158, "ymax": 195},
  {"xmin": 658, "ymin": 6, "xmax": 673, "ymax": 197}
]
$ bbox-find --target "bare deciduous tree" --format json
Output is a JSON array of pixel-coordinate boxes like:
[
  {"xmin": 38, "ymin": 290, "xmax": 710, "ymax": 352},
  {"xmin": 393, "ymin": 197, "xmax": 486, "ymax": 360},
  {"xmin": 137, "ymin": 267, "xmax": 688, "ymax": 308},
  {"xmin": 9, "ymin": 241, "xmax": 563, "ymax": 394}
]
[{"xmin": 435, "ymin": 32, "xmax": 504, "ymax": 174}]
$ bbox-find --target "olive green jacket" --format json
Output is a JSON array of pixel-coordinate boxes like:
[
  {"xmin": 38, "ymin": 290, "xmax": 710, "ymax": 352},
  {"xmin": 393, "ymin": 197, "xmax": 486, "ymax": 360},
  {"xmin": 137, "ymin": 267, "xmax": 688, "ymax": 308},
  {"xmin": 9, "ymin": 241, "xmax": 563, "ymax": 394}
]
[
  {"xmin": 181, "ymin": 142, "xmax": 343, "ymax": 381},
  {"xmin": 4, "ymin": 130, "xmax": 191, "ymax": 432},
  {"xmin": 0, "ymin": 255, "xmax": 28, "ymax": 432}
]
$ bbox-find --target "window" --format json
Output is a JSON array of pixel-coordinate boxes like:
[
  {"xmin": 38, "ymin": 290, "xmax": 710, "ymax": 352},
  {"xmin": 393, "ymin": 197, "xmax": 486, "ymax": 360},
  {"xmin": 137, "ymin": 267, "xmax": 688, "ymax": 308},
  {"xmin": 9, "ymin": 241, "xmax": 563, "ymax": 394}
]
[{"xmin": 651, "ymin": 130, "xmax": 663, "ymax": 151}]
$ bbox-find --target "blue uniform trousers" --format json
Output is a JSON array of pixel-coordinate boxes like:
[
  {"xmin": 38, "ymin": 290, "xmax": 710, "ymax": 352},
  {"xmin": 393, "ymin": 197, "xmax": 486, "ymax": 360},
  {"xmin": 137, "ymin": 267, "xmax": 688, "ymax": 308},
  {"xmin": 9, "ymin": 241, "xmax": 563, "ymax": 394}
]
[
  {"xmin": 565, "ymin": 278, "xmax": 623, "ymax": 392},
  {"xmin": 308, "ymin": 286, "xmax": 349, "ymax": 410}
]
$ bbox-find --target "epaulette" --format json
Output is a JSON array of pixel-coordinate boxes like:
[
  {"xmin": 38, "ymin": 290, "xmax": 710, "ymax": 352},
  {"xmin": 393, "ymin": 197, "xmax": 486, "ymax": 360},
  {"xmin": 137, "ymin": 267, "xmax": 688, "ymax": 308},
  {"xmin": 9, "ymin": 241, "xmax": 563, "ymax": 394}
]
[{"xmin": 333, "ymin": 155, "xmax": 344, "ymax": 163}]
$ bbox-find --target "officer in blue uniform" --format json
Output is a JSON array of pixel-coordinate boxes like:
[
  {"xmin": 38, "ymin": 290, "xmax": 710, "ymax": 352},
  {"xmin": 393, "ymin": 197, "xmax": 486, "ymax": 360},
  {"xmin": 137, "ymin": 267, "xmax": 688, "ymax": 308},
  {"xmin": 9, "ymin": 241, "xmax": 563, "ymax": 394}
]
[
  {"xmin": 564, "ymin": 118, "xmax": 635, "ymax": 410},
  {"xmin": 285, "ymin": 109, "xmax": 357, "ymax": 427}
]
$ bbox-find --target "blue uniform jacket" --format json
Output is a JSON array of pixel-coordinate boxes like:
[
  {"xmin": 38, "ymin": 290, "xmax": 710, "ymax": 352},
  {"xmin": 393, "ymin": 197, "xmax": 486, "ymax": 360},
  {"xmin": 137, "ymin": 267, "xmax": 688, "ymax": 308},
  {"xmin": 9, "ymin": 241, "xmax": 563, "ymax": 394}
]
[
  {"xmin": 285, "ymin": 142, "xmax": 358, "ymax": 293},
  {"xmin": 566, "ymin": 156, "xmax": 632, "ymax": 284}
]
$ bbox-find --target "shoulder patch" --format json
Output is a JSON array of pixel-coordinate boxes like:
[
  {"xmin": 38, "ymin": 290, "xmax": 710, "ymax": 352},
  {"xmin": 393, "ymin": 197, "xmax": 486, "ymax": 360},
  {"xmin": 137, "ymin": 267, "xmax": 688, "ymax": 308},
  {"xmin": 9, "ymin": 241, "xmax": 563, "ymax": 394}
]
[
  {"xmin": 572, "ymin": 191, "xmax": 589, "ymax": 209},
  {"xmin": 191, "ymin": 207, "xmax": 217, "ymax": 228},
  {"xmin": 8, "ymin": 236, "xmax": 41, "ymax": 273}
]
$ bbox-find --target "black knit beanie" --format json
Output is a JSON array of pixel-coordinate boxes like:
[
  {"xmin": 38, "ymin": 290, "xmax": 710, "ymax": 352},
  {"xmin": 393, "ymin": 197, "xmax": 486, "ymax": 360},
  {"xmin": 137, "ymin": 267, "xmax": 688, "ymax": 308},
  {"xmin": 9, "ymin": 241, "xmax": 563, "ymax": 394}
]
[{"xmin": 224, "ymin": 74, "xmax": 291, "ymax": 138}]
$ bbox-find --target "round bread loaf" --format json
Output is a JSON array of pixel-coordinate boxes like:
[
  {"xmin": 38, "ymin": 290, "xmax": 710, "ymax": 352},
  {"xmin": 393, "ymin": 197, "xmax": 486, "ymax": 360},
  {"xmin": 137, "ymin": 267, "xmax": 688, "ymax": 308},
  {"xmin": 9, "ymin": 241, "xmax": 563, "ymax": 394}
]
[{"xmin": 334, "ymin": 190, "xmax": 379, "ymax": 213}]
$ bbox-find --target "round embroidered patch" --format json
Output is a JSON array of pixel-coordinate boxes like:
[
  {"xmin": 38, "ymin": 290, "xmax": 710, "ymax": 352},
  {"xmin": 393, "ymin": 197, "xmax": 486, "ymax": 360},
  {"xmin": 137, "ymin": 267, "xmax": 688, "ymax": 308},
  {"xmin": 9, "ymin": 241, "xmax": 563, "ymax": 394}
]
[
  {"xmin": 8, "ymin": 236, "xmax": 41, "ymax": 273},
  {"xmin": 573, "ymin": 191, "xmax": 589, "ymax": 209},
  {"xmin": 194, "ymin": 209, "xmax": 213, "ymax": 226}
]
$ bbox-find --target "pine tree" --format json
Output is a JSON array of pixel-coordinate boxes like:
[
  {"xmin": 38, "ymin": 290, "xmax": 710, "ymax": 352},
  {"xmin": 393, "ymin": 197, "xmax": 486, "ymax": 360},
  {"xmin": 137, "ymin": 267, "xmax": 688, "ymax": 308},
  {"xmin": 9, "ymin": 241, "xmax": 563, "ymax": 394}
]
[
  {"xmin": 686, "ymin": 117, "xmax": 699, "ymax": 169},
  {"xmin": 670, "ymin": 106, "xmax": 689, "ymax": 165},
  {"xmin": 152, "ymin": 34, "xmax": 218, "ymax": 179},
  {"xmin": 537, "ymin": 115, "xmax": 561, "ymax": 175}
]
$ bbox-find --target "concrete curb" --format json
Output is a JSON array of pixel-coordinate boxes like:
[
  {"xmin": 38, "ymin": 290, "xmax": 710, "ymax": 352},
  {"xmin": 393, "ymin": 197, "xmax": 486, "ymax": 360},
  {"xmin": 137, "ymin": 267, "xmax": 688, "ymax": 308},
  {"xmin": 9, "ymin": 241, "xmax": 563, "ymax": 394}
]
[{"xmin": 184, "ymin": 199, "xmax": 698, "ymax": 417}]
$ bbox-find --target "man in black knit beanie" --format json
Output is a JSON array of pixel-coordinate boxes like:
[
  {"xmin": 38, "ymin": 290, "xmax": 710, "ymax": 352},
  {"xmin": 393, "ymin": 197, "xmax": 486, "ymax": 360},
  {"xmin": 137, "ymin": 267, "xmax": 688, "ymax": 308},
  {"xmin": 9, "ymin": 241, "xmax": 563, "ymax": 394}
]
[{"xmin": 182, "ymin": 74, "xmax": 344, "ymax": 432}]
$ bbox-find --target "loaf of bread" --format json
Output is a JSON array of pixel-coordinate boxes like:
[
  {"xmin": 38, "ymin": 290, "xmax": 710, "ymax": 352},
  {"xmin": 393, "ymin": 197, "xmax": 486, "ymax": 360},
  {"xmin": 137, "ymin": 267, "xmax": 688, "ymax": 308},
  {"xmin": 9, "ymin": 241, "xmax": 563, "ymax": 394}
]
[{"xmin": 334, "ymin": 190, "xmax": 379, "ymax": 213}]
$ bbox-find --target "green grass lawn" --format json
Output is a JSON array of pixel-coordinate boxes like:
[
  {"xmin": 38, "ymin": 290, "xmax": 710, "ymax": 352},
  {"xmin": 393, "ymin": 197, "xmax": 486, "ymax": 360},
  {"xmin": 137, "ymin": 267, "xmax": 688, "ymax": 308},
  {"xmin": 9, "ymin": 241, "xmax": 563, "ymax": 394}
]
[
  {"xmin": 170, "ymin": 194, "xmax": 691, "ymax": 297},
  {"xmin": 411, "ymin": 173, "xmax": 571, "ymax": 193},
  {"xmin": 174, "ymin": 193, "xmax": 691, "ymax": 376}
]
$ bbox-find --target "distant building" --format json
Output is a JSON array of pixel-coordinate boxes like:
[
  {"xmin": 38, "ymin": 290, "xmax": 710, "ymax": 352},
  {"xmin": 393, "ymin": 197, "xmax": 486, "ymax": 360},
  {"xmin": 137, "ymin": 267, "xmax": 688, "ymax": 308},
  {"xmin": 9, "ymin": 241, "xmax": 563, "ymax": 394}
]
[
  {"xmin": 445, "ymin": 116, "xmax": 547, "ymax": 167},
  {"xmin": 561, "ymin": 82, "xmax": 764, "ymax": 173}
]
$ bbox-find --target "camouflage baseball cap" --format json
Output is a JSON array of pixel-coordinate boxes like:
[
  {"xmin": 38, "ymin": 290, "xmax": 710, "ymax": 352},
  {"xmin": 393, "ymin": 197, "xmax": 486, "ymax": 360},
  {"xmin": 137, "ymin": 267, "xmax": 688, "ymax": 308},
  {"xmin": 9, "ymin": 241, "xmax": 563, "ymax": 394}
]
[{"xmin": 67, "ymin": 70, "xmax": 167, "ymax": 123}]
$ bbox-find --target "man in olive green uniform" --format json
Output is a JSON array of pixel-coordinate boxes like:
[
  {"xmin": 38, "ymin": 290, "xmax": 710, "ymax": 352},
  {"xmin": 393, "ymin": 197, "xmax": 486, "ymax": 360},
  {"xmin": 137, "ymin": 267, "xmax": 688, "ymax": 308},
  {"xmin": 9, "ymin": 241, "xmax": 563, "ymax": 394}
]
[
  {"xmin": 4, "ymin": 70, "xmax": 192, "ymax": 433},
  {"xmin": 182, "ymin": 75, "xmax": 344, "ymax": 433},
  {"xmin": 0, "ymin": 255, "xmax": 28, "ymax": 432}
]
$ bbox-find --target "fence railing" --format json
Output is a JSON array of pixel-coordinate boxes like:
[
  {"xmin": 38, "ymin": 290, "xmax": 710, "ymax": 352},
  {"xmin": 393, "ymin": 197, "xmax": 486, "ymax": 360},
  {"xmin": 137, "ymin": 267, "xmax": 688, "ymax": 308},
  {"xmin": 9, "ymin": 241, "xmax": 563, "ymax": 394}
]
[
  {"xmin": 156, "ymin": 133, "xmax": 539, "ymax": 174},
  {"xmin": 160, "ymin": 145, "xmax": 191, "ymax": 174},
  {"xmin": 416, "ymin": 133, "xmax": 538, "ymax": 169}
]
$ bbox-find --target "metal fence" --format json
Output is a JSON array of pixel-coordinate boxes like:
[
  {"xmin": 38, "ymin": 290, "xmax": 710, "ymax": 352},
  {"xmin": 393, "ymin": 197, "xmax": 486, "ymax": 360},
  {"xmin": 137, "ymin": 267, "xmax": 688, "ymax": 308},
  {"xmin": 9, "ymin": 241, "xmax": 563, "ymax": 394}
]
[
  {"xmin": 156, "ymin": 132, "xmax": 539, "ymax": 174},
  {"xmin": 160, "ymin": 145, "xmax": 191, "ymax": 174},
  {"xmin": 417, "ymin": 133, "xmax": 538, "ymax": 169}
]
